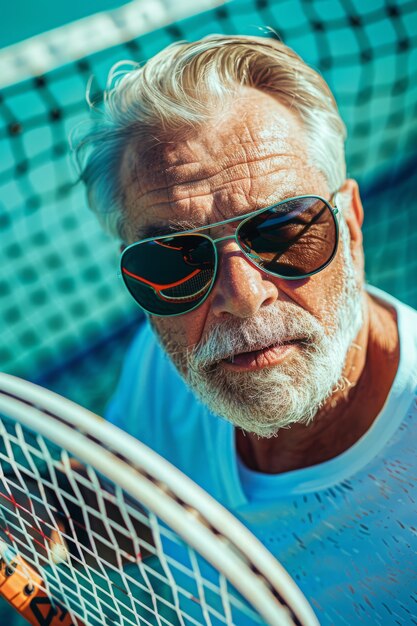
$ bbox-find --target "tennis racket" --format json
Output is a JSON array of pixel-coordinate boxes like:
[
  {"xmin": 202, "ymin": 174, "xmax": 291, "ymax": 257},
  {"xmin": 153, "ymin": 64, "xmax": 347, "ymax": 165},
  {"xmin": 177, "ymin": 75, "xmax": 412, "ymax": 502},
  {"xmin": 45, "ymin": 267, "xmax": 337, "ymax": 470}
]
[{"xmin": 0, "ymin": 373, "xmax": 319, "ymax": 626}]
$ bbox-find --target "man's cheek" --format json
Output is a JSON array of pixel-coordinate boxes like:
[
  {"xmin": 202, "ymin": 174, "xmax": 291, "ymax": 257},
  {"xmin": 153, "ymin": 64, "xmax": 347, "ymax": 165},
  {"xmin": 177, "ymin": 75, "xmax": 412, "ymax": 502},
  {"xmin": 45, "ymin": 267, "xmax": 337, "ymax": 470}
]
[
  {"xmin": 151, "ymin": 313, "xmax": 205, "ymax": 349},
  {"xmin": 150, "ymin": 319, "xmax": 187, "ymax": 354}
]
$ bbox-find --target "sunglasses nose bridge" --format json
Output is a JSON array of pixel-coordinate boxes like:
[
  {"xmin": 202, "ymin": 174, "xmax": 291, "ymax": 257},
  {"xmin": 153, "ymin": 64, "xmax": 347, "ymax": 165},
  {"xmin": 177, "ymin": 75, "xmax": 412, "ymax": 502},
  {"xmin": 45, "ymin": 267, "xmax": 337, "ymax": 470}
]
[
  {"xmin": 212, "ymin": 233, "xmax": 252, "ymax": 264},
  {"xmin": 212, "ymin": 234, "xmax": 236, "ymax": 245},
  {"xmin": 212, "ymin": 233, "xmax": 263, "ymax": 264}
]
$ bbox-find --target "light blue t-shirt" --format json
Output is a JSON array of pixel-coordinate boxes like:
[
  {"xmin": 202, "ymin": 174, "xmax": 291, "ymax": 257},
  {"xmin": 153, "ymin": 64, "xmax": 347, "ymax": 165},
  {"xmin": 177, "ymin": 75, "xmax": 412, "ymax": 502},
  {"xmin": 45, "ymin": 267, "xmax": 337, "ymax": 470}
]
[{"xmin": 106, "ymin": 286, "xmax": 417, "ymax": 626}]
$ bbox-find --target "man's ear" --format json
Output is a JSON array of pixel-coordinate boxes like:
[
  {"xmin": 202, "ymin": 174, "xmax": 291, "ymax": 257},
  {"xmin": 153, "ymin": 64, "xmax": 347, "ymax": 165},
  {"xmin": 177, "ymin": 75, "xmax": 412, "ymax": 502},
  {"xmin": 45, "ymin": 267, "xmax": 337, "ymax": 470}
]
[{"xmin": 337, "ymin": 179, "xmax": 364, "ymax": 254}]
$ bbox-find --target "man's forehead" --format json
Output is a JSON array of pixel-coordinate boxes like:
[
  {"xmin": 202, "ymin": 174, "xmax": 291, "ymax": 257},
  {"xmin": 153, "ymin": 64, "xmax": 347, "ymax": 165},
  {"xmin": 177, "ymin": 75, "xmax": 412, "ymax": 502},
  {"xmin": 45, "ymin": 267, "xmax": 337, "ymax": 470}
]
[
  {"xmin": 119, "ymin": 90, "xmax": 320, "ymax": 240},
  {"xmin": 129, "ymin": 109, "xmax": 300, "ymax": 179}
]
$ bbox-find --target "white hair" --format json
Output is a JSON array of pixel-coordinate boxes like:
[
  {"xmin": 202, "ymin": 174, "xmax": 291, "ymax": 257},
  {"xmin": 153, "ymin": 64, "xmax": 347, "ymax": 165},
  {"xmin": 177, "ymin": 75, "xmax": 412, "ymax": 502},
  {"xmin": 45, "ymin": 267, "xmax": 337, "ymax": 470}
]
[{"xmin": 73, "ymin": 34, "xmax": 347, "ymax": 239}]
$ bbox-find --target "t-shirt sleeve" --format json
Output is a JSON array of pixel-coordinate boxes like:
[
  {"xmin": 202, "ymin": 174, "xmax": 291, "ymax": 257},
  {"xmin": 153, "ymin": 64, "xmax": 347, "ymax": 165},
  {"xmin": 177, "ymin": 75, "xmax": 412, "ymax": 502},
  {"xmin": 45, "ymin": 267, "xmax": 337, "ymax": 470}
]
[
  {"xmin": 105, "ymin": 322, "xmax": 156, "ymax": 437},
  {"xmin": 103, "ymin": 321, "xmax": 225, "ymax": 496},
  {"xmin": 105, "ymin": 322, "xmax": 233, "ymax": 500},
  {"xmin": 104, "ymin": 321, "xmax": 187, "ymax": 445}
]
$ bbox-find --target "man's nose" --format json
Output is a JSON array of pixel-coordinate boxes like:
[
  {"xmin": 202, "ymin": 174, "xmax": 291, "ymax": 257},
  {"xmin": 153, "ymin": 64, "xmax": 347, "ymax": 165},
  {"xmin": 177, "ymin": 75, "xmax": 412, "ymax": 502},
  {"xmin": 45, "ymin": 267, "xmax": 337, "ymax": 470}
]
[{"xmin": 210, "ymin": 241, "xmax": 279, "ymax": 318}]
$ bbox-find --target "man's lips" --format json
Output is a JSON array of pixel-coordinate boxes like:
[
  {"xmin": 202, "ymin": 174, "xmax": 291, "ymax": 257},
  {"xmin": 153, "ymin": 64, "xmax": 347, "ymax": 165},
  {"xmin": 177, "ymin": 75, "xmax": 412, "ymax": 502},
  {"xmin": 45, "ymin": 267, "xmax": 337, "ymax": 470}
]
[{"xmin": 221, "ymin": 339, "xmax": 303, "ymax": 371}]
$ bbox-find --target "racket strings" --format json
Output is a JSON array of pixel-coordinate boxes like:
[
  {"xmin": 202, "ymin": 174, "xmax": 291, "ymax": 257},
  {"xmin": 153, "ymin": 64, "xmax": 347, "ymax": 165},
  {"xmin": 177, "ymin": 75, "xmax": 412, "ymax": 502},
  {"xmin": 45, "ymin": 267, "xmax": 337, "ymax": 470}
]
[
  {"xmin": 0, "ymin": 416, "xmax": 268, "ymax": 625},
  {"xmin": 0, "ymin": 471, "xmax": 181, "ymax": 625},
  {"xmin": 0, "ymin": 440, "xmax": 145, "ymax": 624},
  {"xmin": 5, "ymin": 388, "xmax": 275, "ymax": 602},
  {"xmin": 0, "ymin": 424, "xmax": 56, "ymax": 592},
  {"xmin": 0, "ymin": 472, "xmax": 196, "ymax": 626},
  {"xmin": 1, "ymin": 467, "xmax": 246, "ymax": 623},
  {"xmin": 1, "ymin": 505, "xmax": 251, "ymax": 626},
  {"xmin": 0, "ymin": 435, "xmax": 92, "ymax": 624},
  {"xmin": 0, "ymin": 378, "xmax": 315, "ymax": 626},
  {"xmin": 114, "ymin": 486, "xmax": 170, "ymax": 626},
  {"xmin": 159, "ymin": 268, "xmax": 214, "ymax": 302}
]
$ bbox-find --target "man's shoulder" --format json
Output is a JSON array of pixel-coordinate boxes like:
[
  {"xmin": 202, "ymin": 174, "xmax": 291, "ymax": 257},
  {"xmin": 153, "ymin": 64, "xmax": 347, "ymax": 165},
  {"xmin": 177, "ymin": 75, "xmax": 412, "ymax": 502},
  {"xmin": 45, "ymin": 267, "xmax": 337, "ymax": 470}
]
[
  {"xmin": 117, "ymin": 321, "xmax": 182, "ymax": 388},
  {"xmin": 367, "ymin": 284, "xmax": 416, "ymax": 313},
  {"xmin": 367, "ymin": 285, "xmax": 417, "ymax": 340},
  {"xmin": 106, "ymin": 321, "xmax": 215, "ymax": 440},
  {"xmin": 106, "ymin": 321, "xmax": 228, "ymax": 493},
  {"xmin": 368, "ymin": 285, "xmax": 417, "ymax": 398}
]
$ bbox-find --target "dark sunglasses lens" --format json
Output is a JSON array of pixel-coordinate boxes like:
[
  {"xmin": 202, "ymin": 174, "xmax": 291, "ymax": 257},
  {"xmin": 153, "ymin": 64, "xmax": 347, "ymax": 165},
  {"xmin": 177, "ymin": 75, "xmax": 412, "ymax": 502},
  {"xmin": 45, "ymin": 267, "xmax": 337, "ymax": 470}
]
[
  {"xmin": 238, "ymin": 197, "xmax": 337, "ymax": 278},
  {"xmin": 121, "ymin": 235, "xmax": 216, "ymax": 315}
]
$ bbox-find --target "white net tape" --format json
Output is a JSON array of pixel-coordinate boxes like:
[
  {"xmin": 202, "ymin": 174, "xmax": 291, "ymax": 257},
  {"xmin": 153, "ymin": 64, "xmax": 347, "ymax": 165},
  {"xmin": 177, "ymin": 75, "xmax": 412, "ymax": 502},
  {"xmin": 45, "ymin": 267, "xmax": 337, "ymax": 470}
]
[{"xmin": 0, "ymin": 0, "xmax": 229, "ymax": 89}]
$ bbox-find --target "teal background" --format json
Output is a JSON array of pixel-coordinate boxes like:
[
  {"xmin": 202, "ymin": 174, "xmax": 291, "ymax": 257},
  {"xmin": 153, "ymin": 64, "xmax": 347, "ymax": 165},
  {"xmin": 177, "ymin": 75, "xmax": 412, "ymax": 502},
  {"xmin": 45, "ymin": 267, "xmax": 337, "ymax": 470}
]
[
  {"xmin": 0, "ymin": 0, "xmax": 129, "ymax": 48},
  {"xmin": 0, "ymin": 1, "xmax": 416, "ymax": 624}
]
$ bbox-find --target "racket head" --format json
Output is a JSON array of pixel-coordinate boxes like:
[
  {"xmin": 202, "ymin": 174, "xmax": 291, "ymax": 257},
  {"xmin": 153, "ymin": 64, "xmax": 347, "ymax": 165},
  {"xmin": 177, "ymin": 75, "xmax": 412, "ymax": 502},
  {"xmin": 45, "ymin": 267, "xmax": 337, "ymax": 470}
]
[{"xmin": 0, "ymin": 373, "xmax": 319, "ymax": 626}]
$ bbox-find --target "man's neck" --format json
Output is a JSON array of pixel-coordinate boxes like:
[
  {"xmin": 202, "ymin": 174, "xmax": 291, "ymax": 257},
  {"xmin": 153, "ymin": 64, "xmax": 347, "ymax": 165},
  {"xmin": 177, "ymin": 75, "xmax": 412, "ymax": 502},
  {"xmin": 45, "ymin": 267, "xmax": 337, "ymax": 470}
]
[{"xmin": 236, "ymin": 292, "xmax": 400, "ymax": 474}]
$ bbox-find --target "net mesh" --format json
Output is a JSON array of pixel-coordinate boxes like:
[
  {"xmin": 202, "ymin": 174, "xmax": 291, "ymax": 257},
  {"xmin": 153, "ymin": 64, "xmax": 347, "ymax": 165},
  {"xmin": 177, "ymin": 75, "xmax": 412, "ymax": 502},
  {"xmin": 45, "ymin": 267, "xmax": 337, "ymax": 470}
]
[{"xmin": 0, "ymin": 0, "xmax": 416, "ymax": 415}]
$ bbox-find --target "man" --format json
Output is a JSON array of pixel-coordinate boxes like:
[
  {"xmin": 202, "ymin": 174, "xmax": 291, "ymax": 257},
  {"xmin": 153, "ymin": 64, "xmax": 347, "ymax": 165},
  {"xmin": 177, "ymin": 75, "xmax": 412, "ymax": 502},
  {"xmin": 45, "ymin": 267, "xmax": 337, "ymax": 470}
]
[{"xmin": 76, "ymin": 35, "xmax": 417, "ymax": 625}]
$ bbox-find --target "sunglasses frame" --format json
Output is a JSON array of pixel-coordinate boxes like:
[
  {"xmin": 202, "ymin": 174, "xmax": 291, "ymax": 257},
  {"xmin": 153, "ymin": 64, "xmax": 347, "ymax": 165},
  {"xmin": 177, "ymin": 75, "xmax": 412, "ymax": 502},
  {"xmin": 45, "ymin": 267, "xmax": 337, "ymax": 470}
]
[{"xmin": 120, "ymin": 194, "xmax": 340, "ymax": 317}]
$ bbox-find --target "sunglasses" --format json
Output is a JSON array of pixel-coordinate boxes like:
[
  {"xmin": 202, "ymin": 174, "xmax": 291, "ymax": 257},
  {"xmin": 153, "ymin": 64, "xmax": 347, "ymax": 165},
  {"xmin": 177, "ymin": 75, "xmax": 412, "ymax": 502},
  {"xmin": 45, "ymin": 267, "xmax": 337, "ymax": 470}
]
[{"xmin": 120, "ymin": 194, "xmax": 339, "ymax": 317}]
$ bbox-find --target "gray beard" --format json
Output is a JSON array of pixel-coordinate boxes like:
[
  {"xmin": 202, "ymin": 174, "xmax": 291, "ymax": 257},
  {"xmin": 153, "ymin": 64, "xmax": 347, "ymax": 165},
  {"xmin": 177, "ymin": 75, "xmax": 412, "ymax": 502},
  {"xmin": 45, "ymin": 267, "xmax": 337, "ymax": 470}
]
[{"xmin": 154, "ymin": 224, "xmax": 364, "ymax": 437}]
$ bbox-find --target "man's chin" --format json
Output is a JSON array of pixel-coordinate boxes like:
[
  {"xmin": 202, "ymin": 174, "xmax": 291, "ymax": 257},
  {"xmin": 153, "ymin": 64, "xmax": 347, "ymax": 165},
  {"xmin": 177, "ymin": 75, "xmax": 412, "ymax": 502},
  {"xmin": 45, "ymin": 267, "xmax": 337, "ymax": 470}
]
[
  {"xmin": 201, "ymin": 398, "xmax": 314, "ymax": 437},
  {"xmin": 186, "ymin": 366, "xmax": 323, "ymax": 436}
]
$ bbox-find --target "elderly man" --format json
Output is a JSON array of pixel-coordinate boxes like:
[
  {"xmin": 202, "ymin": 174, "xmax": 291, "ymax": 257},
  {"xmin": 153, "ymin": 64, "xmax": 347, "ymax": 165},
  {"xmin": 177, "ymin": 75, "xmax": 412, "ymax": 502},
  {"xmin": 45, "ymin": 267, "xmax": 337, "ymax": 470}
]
[{"xmin": 77, "ymin": 35, "xmax": 417, "ymax": 625}]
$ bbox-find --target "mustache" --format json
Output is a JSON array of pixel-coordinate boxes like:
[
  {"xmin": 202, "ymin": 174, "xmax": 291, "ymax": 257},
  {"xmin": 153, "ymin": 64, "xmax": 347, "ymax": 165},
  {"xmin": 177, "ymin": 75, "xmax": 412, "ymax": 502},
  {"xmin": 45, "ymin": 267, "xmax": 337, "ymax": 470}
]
[{"xmin": 188, "ymin": 304, "xmax": 323, "ymax": 368}]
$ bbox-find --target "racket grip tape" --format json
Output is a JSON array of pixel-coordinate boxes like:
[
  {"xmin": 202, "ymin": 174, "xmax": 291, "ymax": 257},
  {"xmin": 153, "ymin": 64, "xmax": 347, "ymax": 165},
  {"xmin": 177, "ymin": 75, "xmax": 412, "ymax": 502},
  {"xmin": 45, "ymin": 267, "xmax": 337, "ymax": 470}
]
[{"xmin": 0, "ymin": 549, "xmax": 85, "ymax": 626}]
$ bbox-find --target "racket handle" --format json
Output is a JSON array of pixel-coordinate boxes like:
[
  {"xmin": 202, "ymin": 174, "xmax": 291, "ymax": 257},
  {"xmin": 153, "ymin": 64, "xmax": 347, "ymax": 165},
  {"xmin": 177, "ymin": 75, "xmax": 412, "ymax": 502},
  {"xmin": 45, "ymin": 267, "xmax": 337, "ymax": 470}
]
[{"xmin": 0, "ymin": 545, "xmax": 84, "ymax": 626}]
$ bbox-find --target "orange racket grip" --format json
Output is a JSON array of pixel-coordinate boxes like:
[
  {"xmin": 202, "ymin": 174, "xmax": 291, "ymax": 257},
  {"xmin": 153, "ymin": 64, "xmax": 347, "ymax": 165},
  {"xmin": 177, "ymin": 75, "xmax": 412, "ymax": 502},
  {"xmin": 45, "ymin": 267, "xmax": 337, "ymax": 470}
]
[{"xmin": 0, "ymin": 550, "xmax": 85, "ymax": 626}]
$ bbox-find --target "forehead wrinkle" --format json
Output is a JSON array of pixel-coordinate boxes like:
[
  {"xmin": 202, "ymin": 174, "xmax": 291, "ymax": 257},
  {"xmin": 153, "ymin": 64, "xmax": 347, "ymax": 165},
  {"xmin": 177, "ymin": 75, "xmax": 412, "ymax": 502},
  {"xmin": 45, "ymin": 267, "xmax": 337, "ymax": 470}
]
[
  {"xmin": 125, "ymin": 156, "xmax": 326, "ymax": 243},
  {"xmin": 132, "ymin": 155, "xmax": 301, "ymax": 217},
  {"xmin": 124, "ymin": 86, "xmax": 303, "ymax": 175},
  {"xmin": 134, "ymin": 171, "xmax": 315, "ymax": 242},
  {"xmin": 165, "ymin": 153, "xmax": 302, "ymax": 190},
  {"xmin": 134, "ymin": 186, "xmax": 311, "ymax": 241},
  {"xmin": 123, "ymin": 122, "xmax": 306, "ymax": 223},
  {"xmin": 130, "ymin": 125, "xmax": 302, "ymax": 192},
  {"xmin": 134, "ymin": 155, "xmax": 304, "ymax": 210}
]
